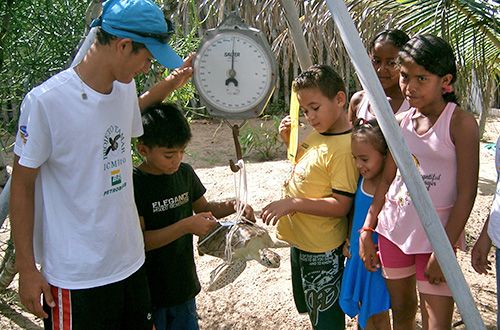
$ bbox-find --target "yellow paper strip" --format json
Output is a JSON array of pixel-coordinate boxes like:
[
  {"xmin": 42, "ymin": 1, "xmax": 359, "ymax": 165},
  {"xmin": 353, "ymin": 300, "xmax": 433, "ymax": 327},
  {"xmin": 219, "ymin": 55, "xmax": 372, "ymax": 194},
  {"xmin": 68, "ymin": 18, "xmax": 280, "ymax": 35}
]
[{"xmin": 287, "ymin": 82, "xmax": 299, "ymax": 164}]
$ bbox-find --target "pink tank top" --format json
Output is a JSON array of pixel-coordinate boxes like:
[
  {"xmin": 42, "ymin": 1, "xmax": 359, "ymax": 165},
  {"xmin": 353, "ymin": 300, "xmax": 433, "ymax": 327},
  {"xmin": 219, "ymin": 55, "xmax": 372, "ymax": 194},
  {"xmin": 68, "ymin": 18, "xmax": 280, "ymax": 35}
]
[
  {"xmin": 376, "ymin": 102, "xmax": 464, "ymax": 253},
  {"xmin": 356, "ymin": 96, "xmax": 410, "ymax": 120}
]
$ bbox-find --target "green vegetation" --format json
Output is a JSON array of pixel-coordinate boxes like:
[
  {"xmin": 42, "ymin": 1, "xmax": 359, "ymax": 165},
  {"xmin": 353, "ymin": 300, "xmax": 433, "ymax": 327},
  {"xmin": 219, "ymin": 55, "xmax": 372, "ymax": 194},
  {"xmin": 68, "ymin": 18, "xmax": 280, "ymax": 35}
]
[{"xmin": 240, "ymin": 116, "xmax": 283, "ymax": 161}]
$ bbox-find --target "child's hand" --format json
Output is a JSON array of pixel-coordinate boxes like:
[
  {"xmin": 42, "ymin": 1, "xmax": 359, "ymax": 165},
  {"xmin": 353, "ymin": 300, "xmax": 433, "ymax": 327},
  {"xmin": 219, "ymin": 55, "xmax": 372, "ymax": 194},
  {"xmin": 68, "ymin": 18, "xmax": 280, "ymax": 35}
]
[
  {"xmin": 185, "ymin": 212, "xmax": 218, "ymax": 237},
  {"xmin": 261, "ymin": 199, "xmax": 294, "ymax": 226},
  {"xmin": 279, "ymin": 115, "xmax": 292, "ymax": 145},
  {"xmin": 242, "ymin": 204, "xmax": 256, "ymax": 222},
  {"xmin": 359, "ymin": 231, "xmax": 379, "ymax": 272},
  {"xmin": 471, "ymin": 232, "xmax": 493, "ymax": 274},
  {"xmin": 343, "ymin": 239, "xmax": 351, "ymax": 258},
  {"xmin": 164, "ymin": 53, "xmax": 194, "ymax": 90},
  {"xmin": 424, "ymin": 253, "xmax": 446, "ymax": 285}
]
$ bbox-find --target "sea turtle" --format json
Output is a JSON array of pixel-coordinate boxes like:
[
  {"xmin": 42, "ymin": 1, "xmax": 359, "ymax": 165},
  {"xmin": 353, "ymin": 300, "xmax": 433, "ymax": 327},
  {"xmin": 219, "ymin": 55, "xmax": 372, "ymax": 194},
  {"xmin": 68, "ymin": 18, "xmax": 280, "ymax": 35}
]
[{"xmin": 198, "ymin": 218, "xmax": 286, "ymax": 291}]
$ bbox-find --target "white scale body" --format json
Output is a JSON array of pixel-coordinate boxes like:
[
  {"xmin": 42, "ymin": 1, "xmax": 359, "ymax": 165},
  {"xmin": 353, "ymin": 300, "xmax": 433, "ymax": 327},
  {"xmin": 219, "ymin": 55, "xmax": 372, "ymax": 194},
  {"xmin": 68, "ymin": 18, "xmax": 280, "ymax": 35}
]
[{"xmin": 193, "ymin": 13, "xmax": 277, "ymax": 119}]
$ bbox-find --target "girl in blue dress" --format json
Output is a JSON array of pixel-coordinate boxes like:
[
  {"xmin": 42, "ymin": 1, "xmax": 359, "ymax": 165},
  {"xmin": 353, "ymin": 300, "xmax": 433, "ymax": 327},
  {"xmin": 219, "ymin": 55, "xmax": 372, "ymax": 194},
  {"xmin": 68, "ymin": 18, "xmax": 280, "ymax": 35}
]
[{"xmin": 340, "ymin": 119, "xmax": 391, "ymax": 329}]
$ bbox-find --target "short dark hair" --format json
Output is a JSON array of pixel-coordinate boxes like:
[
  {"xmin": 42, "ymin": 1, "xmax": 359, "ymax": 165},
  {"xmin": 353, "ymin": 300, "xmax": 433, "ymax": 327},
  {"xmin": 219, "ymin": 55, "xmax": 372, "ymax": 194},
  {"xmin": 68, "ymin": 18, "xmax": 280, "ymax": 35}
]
[
  {"xmin": 138, "ymin": 103, "xmax": 192, "ymax": 148},
  {"xmin": 293, "ymin": 64, "xmax": 345, "ymax": 100},
  {"xmin": 95, "ymin": 27, "xmax": 146, "ymax": 53},
  {"xmin": 352, "ymin": 118, "xmax": 388, "ymax": 156},
  {"xmin": 369, "ymin": 29, "xmax": 410, "ymax": 53}
]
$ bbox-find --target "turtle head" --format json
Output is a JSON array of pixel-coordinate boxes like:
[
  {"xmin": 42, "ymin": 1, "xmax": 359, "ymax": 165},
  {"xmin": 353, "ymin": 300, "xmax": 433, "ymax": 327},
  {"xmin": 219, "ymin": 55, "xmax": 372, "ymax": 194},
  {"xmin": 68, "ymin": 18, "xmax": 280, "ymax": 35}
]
[{"xmin": 258, "ymin": 248, "xmax": 280, "ymax": 268}]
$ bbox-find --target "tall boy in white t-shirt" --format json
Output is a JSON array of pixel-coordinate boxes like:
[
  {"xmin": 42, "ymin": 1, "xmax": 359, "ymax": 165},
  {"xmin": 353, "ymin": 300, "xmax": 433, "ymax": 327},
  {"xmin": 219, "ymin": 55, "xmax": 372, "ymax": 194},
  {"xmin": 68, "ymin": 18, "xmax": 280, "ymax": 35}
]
[
  {"xmin": 10, "ymin": 0, "xmax": 191, "ymax": 328},
  {"xmin": 472, "ymin": 136, "xmax": 500, "ymax": 329}
]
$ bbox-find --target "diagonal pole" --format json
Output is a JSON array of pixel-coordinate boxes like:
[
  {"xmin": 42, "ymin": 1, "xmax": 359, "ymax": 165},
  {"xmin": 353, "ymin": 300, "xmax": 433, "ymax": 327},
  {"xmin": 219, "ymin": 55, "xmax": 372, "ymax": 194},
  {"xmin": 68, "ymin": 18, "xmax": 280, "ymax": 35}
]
[
  {"xmin": 0, "ymin": 179, "xmax": 10, "ymax": 228},
  {"xmin": 278, "ymin": 0, "xmax": 313, "ymax": 70},
  {"xmin": 323, "ymin": 0, "xmax": 485, "ymax": 328}
]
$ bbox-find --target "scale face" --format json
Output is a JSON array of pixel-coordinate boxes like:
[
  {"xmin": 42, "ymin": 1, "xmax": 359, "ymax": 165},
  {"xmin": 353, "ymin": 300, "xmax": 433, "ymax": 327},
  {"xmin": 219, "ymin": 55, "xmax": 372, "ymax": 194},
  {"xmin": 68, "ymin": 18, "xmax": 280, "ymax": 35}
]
[{"xmin": 193, "ymin": 13, "xmax": 277, "ymax": 119}]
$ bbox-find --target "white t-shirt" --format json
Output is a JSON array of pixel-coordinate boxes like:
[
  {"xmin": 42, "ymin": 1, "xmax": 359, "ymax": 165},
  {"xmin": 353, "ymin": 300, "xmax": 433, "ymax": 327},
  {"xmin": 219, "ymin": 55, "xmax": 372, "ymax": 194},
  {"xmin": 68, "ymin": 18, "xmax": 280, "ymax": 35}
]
[
  {"xmin": 488, "ymin": 137, "xmax": 500, "ymax": 247},
  {"xmin": 15, "ymin": 68, "xmax": 145, "ymax": 289}
]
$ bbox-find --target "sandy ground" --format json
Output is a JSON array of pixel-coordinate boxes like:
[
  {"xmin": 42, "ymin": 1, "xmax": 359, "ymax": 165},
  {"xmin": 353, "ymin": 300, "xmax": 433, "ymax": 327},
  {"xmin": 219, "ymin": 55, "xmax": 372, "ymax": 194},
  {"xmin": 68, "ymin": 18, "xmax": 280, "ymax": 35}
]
[{"xmin": 0, "ymin": 116, "xmax": 499, "ymax": 329}]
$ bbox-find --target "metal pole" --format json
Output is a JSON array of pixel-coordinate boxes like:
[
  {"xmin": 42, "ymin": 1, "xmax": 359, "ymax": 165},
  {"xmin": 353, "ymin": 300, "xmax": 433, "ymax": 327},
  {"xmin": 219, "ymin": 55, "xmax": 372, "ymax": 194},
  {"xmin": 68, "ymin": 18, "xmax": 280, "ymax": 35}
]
[
  {"xmin": 70, "ymin": 27, "xmax": 97, "ymax": 68},
  {"xmin": 278, "ymin": 0, "xmax": 313, "ymax": 71},
  {"xmin": 0, "ymin": 178, "xmax": 10, "ymax": 228},
  {"xmin": 323, "ymin": 0, "xmax": 485, "ymax": 328}
]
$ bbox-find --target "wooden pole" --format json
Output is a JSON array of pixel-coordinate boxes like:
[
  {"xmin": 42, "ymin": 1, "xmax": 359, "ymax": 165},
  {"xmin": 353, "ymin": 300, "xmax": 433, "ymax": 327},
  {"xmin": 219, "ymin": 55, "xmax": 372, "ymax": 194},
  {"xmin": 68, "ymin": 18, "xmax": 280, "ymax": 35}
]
[
  {"xmin": 323, "ymin": 0, "xmax": 485, "ymax": 328},
  {"xmin": 278, "ymin": 0, "xmax": 313, "ymax": 71}
]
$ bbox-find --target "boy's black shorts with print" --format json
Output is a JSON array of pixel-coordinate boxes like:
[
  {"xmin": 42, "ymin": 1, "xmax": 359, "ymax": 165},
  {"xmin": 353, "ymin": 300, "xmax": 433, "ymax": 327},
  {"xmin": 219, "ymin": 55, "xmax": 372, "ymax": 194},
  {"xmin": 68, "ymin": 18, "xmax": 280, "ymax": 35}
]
[{"xmin": 291, "ymin": 246, "xmax": 345, "ymax": 330}]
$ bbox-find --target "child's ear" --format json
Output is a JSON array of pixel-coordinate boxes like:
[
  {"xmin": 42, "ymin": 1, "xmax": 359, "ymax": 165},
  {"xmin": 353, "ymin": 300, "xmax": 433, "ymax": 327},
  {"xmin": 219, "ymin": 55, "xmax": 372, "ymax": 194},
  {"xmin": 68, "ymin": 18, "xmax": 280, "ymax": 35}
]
[
  {"xmin": 335, "ymin": 91, "xmax": 347, "ymax": 108},
  {"xmin": 136, "ymin": 143, "xmax": 148, "ymax": 157},
  {"xmin": 441, "ymin": 73, "xmax": 453, "ymax": 87},
  {"xmin": 115, "ymin": 38, "xmax": 134, "ymax": 55}
]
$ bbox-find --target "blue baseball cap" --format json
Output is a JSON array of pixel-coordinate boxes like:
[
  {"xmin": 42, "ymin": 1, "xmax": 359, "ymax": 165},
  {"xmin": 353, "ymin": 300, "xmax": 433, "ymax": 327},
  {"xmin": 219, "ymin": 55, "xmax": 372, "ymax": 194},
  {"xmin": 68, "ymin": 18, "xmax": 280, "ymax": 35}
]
[{"xmin": 91, "ymin": 0, "xmax": 183, "ymax": 69}]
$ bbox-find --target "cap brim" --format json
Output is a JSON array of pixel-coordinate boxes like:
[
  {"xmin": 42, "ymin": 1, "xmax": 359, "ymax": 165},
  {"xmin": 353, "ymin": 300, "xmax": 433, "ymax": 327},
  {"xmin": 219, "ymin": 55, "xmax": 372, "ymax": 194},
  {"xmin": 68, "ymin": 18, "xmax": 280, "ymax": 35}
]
[{"xmin": 146, "ymin": 42, "xmax": 183, "ymax": 69}]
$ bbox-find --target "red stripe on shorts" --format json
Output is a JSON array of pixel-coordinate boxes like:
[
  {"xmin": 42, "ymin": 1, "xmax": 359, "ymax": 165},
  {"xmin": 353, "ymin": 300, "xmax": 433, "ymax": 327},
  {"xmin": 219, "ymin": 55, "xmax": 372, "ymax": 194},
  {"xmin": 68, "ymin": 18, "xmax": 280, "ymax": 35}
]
[{"xmin": 50, "ymin": 286, "xmax": 72, "ymax": 330}]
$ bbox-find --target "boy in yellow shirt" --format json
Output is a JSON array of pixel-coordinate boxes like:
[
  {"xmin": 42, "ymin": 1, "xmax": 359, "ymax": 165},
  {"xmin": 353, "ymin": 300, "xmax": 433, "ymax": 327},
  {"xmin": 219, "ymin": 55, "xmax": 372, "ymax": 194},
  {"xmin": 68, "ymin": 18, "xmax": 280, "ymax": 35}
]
[{"xmin": 261, "ymin": 64, "xmax": 358, "ymax": 329}]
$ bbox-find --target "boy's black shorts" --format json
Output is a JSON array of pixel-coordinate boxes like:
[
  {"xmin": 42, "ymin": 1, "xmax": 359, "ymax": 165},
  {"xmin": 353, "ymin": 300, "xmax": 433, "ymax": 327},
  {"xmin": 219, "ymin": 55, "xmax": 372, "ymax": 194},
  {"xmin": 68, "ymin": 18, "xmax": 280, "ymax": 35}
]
[
  {"xmin": 43, "ymin": 265, "xmax": 152, "ymax": 330},
  {"xmin": 291, "ymin": 246, "xmax": 345, "ymax": 330}
]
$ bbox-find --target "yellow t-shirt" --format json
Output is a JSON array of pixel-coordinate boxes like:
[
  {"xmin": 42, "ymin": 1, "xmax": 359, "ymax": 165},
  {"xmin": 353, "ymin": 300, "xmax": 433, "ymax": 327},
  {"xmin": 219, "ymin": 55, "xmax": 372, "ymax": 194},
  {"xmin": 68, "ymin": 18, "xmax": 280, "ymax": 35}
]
[{"xmin": 277, "ymin": 130, "xmax": 358, "ymax": 253}]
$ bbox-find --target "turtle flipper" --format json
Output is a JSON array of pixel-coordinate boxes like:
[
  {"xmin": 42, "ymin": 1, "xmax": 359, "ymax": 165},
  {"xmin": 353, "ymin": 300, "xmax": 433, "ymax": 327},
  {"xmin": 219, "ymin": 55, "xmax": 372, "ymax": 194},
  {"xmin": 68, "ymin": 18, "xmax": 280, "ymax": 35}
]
[
  {"xmin": 207, "ymin": 260, "xmax": 246, "ymax": 291},
  {"xmin": 271, "ymin": 237, "xmax": 290, "ymax": 248}
]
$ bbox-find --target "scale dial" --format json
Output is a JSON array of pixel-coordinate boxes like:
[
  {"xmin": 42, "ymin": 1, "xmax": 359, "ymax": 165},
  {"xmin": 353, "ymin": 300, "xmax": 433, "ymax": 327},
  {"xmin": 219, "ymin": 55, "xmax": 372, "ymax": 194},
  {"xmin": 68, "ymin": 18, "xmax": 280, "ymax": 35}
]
[{"xmin": 193, "ymin": 15, "xmax": 277, "ymax": 119}]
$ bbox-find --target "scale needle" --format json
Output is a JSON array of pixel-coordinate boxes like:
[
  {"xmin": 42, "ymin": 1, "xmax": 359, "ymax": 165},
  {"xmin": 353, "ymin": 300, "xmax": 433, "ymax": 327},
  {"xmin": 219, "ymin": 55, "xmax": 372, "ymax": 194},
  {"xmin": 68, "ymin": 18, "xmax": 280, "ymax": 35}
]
[{"xmin": 225, "ymin": 37, "xmax": 238, "ymax": 87}]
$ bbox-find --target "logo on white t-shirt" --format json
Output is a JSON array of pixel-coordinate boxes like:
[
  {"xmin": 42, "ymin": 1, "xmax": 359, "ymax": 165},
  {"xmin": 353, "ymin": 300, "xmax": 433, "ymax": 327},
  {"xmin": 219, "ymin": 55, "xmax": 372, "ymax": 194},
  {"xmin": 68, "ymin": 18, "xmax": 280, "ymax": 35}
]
[
  {"xmin": 19, "ymin": 125, "xmax": 28, "ymax": 144},
  {"xmin": 103, "ymin": 125, "xmax": 125, "ymax": 159},
  {"xmin": 103, "ymin": 125, "xmax": 127, "ymax": 196}
]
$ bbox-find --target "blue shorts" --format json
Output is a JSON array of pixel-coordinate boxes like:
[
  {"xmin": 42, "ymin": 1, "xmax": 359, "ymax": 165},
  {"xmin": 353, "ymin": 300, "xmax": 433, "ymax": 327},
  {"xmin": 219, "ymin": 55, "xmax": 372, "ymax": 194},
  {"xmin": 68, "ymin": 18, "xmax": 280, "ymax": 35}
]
[{"xmin": 153, "ymin": 298, "xmax": 199, "ymax": 330}]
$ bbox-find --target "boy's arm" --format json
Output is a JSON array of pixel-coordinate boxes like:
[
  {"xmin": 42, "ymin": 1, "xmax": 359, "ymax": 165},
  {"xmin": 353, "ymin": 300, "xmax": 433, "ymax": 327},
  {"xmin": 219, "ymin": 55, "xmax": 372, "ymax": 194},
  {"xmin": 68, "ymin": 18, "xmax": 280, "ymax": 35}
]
[
  {"xmin": 471, "ymin": 216, "xmax": 493, "ymax": 274},
  {"xmin": 279, "ymin": 115, "xmax": 292, "ymax": 148},
  {"xmin": 192, "ymin": 196, "xmax": 254, "ymax": 220},
  {"xmin": 138, "ymin": 54, "xmax": 194, "ymax": 111},
  {"xmin": 343, "ymin": 206, "xmax": 355, "ymax": 258},
  {"xmin": 140, "ymin": 212, "xmax": 217, "ymax": 251},
  {"xmin": 10, "ymin": 156, "xmax": 54, "ymax": 318},
  {"xmin": 261, "ymin": 193, "xmax": 353, "ymax": 226}
]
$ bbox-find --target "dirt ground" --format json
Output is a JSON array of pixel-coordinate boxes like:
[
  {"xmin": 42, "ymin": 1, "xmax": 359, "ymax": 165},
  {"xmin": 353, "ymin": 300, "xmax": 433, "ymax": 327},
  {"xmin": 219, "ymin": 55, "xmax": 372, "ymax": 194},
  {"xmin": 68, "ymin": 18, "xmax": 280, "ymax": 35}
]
[{"xmin": 0, "ymin": 116, "xmax": 499, "ymax": 329}]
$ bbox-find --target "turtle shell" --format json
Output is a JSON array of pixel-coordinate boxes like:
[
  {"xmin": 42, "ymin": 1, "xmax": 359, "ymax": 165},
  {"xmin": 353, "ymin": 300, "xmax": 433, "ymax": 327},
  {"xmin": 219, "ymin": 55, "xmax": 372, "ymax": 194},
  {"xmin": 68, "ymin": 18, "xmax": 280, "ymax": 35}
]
[{"xmin": 198, "ymin": 222, "xmax": 272, "ymax": 260}]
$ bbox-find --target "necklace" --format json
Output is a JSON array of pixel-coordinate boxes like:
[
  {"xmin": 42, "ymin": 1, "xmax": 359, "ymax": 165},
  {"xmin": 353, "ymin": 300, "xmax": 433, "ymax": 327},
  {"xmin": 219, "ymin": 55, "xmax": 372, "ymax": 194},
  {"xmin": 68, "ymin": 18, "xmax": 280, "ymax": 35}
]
[{"xmin": 74, "ymin": 65, "xmax": 88, "ymax": 100}]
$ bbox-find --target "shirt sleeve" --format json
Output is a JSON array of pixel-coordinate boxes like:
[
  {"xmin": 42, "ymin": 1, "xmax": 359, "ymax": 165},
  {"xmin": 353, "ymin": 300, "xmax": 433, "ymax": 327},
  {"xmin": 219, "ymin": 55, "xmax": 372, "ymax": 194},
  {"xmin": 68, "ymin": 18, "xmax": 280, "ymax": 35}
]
[
  {"xmin": 130, "ymin": 80, "xmax": 143, "ymax": 138},
  {"xmin": 14, "ymin": 94, "xmax": 33, "ymax": 157},
  {"xmin": 133, "ymin": 171, "xmax": 146, "ymax": 217},
  {"xmin": 187, "ymin": 165, "xmax": 207, "ymax": 202},
  {"xmin": 329, "ymin": 150, "xmax": 358, "ymax": 196},
  {"xmin": 17, "ymin": 93, "xmax": 52, "ymax": 169}
]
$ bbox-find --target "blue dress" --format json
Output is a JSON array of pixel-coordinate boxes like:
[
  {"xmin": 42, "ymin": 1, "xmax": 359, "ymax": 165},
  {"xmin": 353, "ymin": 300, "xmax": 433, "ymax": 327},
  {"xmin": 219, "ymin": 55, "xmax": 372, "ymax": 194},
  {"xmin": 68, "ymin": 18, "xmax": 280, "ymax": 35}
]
[{"xmin": 340, "ymin": 178, "xmax": 391, "ymax": 328}]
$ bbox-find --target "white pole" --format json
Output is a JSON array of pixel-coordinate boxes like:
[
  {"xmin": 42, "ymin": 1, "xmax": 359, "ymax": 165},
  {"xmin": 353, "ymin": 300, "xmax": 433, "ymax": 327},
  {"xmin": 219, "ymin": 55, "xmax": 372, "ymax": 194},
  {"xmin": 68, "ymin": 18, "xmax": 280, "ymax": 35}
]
[
  {"xmin": 0, "ymin": 178, "xmax": 10, "ymax": 228},
  {"xmin": 70, "ymin": 27, "xmax": 97, "ymax": 68},
  {"xmin": 278, "ymin": 0, "xmax": 313, "ymax": 71},
  {"xmin": 323, "ymin": 0, "xmax": 485, "ymax": 328}
]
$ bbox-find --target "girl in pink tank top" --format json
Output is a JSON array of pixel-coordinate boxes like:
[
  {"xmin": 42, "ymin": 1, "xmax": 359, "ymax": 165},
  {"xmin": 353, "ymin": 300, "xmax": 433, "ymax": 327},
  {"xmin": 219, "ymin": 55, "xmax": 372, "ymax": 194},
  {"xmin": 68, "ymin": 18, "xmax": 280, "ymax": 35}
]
[
  {"xmin": 348, "ymin": 29, "xmax": 410, "ymax": 124},
  {"xmin": 359, "ymin": 35, "xmax": 479, "ymax": 329}
]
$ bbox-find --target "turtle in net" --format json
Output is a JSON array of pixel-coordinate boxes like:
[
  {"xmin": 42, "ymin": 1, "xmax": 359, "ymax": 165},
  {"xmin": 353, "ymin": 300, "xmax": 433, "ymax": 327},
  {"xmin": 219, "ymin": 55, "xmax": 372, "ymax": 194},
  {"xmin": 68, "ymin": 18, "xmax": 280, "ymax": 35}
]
[{"xmin": 198, "ymin": 218, "xmax": 288, "ymax": 291}]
